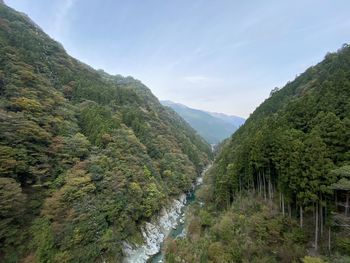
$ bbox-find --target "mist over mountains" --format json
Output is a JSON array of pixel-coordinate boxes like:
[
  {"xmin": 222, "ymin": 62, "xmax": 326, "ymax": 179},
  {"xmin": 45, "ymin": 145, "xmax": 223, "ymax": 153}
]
[{"xmin": 161, "ymin": 100, "xmax": 245, "ymax": 144}]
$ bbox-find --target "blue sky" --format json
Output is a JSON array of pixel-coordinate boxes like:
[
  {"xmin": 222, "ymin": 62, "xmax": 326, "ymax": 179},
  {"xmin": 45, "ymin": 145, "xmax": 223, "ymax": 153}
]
[{"xmin": 5, "ymin": 0, "xmax": 350, "ymax": 117}]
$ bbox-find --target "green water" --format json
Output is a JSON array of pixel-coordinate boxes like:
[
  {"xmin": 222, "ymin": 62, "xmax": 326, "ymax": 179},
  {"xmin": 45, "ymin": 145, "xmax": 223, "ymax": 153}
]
[{"xmin": 149, "ymin": 191, "xmax": 196, "ymax": 263}]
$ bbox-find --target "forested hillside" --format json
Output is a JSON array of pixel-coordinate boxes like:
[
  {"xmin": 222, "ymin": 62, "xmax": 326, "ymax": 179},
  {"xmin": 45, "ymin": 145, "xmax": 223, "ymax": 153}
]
[
  {"xmin": 0, "ymin": 4, "xmax": 211, "ymax": 262},
  {"xmin": 166, "ymin": 45, "xmax": 350, "ymax": 262},
  {"xmin": 161, "ymin": 100, "xmax": 245, "ymax": 144}
]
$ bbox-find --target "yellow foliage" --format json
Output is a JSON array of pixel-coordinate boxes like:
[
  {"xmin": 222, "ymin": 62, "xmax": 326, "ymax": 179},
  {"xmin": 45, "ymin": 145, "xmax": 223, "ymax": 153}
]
[
  {"xmin": 62, "ymin": 169, "xmax": 95, "ymax": 202},
  {"xmin": 41, "ymin": 190, "xmax": 64, "ymax": 220},
  {"xmin": 130, "ymin": 182, "xmax": 142, "ymax": 193},
  {"xmin": 11, "ymin": 97, "xmax": 42, "ymax": 112},
  {"xmin": 73, "ymin": 228, "xmax": 83, "ymax": 244},
  {"xmin": 302, "ymin": 256, "xmax": 327, "ymax": 263},
  {"xmin": 42, "ymin": 166, "xmax": 95, "ymax": 221}
]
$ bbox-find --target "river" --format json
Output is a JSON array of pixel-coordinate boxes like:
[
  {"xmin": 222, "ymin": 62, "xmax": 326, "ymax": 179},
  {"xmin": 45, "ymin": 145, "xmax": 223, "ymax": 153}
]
[
  {"xmin": 123, "ymin": 165, "xmax": 210, "ymax": 263},
  {"xmin": 149, "ymin": 167, "xmax": 209, "ymax": 263}
]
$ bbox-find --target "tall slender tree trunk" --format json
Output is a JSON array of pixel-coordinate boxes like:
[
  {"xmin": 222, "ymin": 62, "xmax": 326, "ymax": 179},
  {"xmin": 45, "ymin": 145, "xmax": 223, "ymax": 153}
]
[
  {"xmin": 254, "ymin": 177, "xmax": 256, "ymax": 193},
  {"xmin": 259, "ymin": 172, "xmax": 262, "ymax": 196},
  {"xmin": 239, "ymin": 176, "xmax": 242, "ymax": 195},
  {"xmin": 279, "ymin": 192, "xmax": 282, "ymax": 210},
  {"xmin": 288, "ymin": 203, "xmax": 292, "ymax": 218},
  {"xmin": 315, "ymin": 202, "xmax": 319, "ymax": 251},
  {"xmin": 320, "ymin": 201, "xmax": 323, "ymax": 237},
  {"xmin": 271, "ymin": 181, "xmax": 274, "ymax": 199},
  {"xmin": 267, "ymin": 164, "xmax": 271, "ymax": 199},
  {"xmin": 282, "ymin": 193, "xmax": 285, "ymax": 216},
  {"xmin": 300, "ymin": 206, "xmax": 303, "ymax": 228},
  {"xmin": 328, "ymin": 227, "xmax": 331, "ymax": 252}
]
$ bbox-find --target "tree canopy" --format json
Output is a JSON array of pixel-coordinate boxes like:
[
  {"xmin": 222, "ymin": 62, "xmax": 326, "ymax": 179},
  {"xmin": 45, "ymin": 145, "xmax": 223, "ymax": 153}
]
[{"xmin": 0, "ymin": 4, "xmax": 211, "ymax": 262}]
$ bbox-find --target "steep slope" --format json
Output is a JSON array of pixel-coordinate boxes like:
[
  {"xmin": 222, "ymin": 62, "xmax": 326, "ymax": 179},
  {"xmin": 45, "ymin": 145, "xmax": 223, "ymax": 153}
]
[
  {"xmin": 208, "ymin": 111, "xmax": 245, "ymax": 128},
  {"xmin": 166, "ymin": 45, "xmax": 350, "ymax": 262},
  {"xmin": 211, "ymin": 44, "xmax": 350, "ymax": 210},
  {"xmin": 161, "ymin": 100, "xmax": 245, "ymax": 144},
  {"xmin": 0, "ymin": 4, "xmax": 211, "ymax": 263}
]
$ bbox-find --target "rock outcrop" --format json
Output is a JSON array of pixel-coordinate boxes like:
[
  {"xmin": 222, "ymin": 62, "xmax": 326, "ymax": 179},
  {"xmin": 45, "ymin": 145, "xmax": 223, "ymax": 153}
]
[{"xmin": 123, "ymin": 194, "xmax": 186, "ymax": 263}]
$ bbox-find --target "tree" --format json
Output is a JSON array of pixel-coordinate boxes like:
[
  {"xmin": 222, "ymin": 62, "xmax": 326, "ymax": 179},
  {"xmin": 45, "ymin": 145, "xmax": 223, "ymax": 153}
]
[
  {"xmin": 142, "ymin": 183, "xmax": 164, "ymax": 218},
  {"xmin": 301, "ymin": 132, "xmax": 334, "ymax": 250},
  {"xmin": 0, "ymin": 177, "xmax": 26, "ymax": 256}
]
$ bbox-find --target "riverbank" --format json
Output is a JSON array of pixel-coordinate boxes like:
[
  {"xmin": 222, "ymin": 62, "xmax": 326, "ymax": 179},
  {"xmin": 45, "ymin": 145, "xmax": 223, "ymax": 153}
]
[
  {"xmin": 123, "ymin": 165, "xmax": 211, "ymax": 263},
  {"xmin": 122, "ymin": 194, "xmax": 186, "ymax": 263},
  {"xmin": 149, "ymin": 165, "xmax": 211, "ymax": 263}
]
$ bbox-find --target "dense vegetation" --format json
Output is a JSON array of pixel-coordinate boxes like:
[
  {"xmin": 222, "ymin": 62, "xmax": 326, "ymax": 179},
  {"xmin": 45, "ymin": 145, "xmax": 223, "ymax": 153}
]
[
  {"xmin": 161, "ymin": 100, "xmax": 245, "ymax": 144},
  {"xmin": 0, "ymin": 4, "xmax": 212, "ymax": 262},
  {"xmin": 166, "ymin": 45, "xmax": 350, "ymax": 262}
]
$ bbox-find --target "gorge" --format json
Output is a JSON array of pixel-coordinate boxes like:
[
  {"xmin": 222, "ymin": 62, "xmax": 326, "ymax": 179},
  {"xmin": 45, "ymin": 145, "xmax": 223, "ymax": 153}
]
[
  {"xmin": 124, "ymin": 166, "xmax": 210, "ymax": 263},
  {"xmin": 0, "ymin": 1, "xmax": 350, "ymax": 263}
]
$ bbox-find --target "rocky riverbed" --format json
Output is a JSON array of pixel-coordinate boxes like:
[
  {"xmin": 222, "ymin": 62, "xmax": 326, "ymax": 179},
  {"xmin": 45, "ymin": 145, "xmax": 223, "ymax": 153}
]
[
  {"xmin": 123, "ymin": 165, "xmax": 210, "ymax": 263},
  {"xmin": 122, "ymin": 194, "xmax": 186, "ymax": 263}
]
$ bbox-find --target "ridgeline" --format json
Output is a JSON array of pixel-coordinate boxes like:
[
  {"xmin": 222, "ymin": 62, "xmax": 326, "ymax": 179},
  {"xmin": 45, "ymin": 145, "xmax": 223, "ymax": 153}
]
[
  {"xmin": 165, "ymin": 45, "xmax": 350, "ymax": 262},
  {"xmin": 0, "ymin": 4, "xmax": 212, "ymax": 262}
]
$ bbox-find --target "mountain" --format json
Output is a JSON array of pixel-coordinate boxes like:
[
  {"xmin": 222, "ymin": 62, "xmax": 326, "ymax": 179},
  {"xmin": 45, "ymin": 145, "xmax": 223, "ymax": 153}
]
[
  {"xmin": 161, "ymin": 100, "xmax": 245, "ymax": 144},
  {"xmin": 165, "ymin": 45, "xmax": 350, "ymax": 262},
  {"xmin": 0, "ymin": 4, "xmax": 211, "ymax": 262},
  {"xmin": 208, "ymin": 111, "xmax": 245, "ymax": 127}
]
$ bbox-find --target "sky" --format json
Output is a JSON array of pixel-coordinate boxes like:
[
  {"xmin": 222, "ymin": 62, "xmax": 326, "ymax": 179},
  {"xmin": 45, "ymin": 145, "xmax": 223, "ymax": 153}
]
[{"xmin": 5, "ymin": 0, "xmax": 350, "ymax": 118}]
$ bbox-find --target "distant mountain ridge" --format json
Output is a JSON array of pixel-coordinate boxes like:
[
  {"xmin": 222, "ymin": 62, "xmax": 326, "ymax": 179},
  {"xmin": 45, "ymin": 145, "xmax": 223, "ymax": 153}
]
[
  {"xmin": 209, "ymin": 111, "xmax": 245, "ymax": 127},
  {"xmin": 161, "ymin": 100, "xmax": 245, "ymax": 144},
  {"xmin": 0, "ymin": 4, "xmax": 212, "ymax": 262}
]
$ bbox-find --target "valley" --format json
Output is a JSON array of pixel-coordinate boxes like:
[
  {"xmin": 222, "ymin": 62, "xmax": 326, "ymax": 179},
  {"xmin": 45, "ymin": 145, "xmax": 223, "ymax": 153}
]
[
  {"xmin": 0, "ymin": 4, "xmax": 212, "ymax": 262},
  {"xmin": 0, "ymin": 1, "xmax": 349, "ymax": 263},
  {"xmin": 161, "ymin": 100, "xmax": 245, "ymax": 145},
  {"xmin": 162, "ymin": 45, "xmax": 350, "ymax": 263}
]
